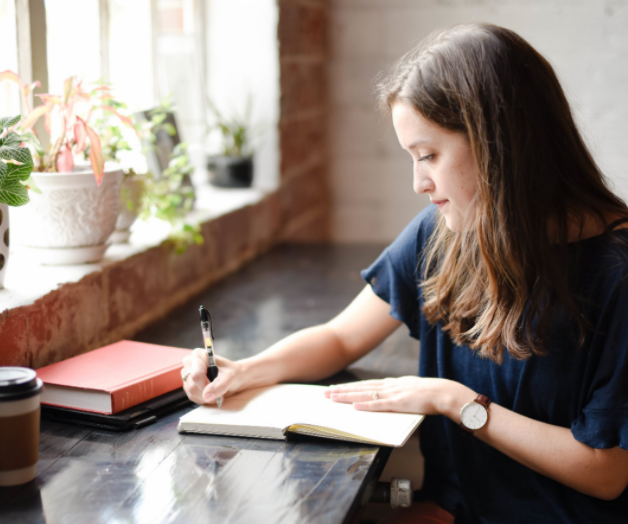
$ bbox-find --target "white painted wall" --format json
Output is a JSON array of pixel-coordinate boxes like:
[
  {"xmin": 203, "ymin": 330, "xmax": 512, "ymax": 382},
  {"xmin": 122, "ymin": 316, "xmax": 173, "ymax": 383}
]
[{"xmin": 330, "ymin": 0, "xmax": 628, "ymax": 243}]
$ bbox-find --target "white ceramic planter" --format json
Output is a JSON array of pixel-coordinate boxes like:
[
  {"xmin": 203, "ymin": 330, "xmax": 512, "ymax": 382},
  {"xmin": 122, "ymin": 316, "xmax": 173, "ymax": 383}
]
[
  {"xmin": 0, "ymin": 203, "xmax": 9, "ymax": 288},
  {"xmin": 19, "ymin": 163, "xmax": 123, "ymax": 265},
  {"xmin": 110, "ymin": 176, "xmax": 144, "ymax": 244}
]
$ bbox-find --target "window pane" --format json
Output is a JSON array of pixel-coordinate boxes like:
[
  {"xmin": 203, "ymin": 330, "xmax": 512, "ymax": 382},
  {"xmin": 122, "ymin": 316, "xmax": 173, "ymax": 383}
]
[
  {"xmin": 154, "ymin": 0, "xmax": 205, "ymax": 143},
  {"xmin": 0, "ymin": 0, "xmax": 20, "ymax": 118},
  {"xmin": 45, "ymin": 0, "xmax": 101, "ymax": 95},
  {"xmin": 206, "ymin": 0, "xmax": 280, "ymax": 190},
  {"xmin": 109, "ymin": 0, "xmax": 154, "ymax": 111}
]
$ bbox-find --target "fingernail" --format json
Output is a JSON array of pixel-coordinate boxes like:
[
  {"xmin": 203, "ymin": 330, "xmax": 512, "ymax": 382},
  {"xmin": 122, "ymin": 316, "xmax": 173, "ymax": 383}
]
[{"xmin": 204, "ymin": 393, "xmax": 215, "ymax": 402}]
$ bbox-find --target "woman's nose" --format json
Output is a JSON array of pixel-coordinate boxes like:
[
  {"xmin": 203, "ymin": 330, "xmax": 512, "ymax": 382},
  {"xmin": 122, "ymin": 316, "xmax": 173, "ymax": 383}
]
[{"xmin": 413, "ymin": 169, "xmax": 434, "ymax": 195}]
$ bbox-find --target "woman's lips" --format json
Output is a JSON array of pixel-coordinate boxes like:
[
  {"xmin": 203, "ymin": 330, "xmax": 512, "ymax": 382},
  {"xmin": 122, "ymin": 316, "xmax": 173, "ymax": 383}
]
[{"xmin": 432, "ymin": 199, "xmax": 448, "ymax": 210}]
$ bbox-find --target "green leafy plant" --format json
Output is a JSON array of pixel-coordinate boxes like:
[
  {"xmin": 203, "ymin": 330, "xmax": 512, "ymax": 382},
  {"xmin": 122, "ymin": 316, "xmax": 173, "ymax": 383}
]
[
  {"xmin": 94, "ymin": 96, "xmax": 202, "ymax": 253},
  {"xmin": 140, "ymin": 143, "xmax": 203, "ymax": 253},
  {"xmin": 85, "ymin": 91, "xmax": 204, "ymax": 253},
  {"xmin": 145, "ymin": 97, "xmax": 178, "ymax": 141},
  {"xmin": 0, "ymin": 115, "xmax": 38, "ymax": 206},
  {"xmin": 91, "ymin": 96, "xmax": 136, "ymax": 167},
  {"xmin": 89, "ymin": 82, "xmax": 145, "ymax": 182},
  {"xmin": 207, "ymin": 97, "xmax": 253, "ymax": 157}
]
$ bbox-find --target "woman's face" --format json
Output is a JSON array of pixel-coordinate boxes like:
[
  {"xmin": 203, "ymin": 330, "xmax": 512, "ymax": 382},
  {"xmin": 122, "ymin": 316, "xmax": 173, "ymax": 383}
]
[{"xmin": 392, "ymin": 100, "xmax": 478, "ymax": 232}]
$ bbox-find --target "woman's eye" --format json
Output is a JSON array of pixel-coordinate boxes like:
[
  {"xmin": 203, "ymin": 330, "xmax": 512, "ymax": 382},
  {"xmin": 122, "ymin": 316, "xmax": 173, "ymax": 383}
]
[{"xmin": 418, "ymin": 154, "xmax": 434, "ymax": 162}]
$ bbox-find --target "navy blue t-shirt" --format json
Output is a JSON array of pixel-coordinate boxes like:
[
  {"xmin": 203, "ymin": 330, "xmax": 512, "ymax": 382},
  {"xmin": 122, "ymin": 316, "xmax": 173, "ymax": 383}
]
[{"xmin": 361, "ymin": 204, "xmax": 628, "ymax": 524}]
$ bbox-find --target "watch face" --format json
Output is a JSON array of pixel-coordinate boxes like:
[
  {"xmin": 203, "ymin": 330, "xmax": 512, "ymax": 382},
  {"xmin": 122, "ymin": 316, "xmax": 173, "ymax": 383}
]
[{"xmin": 460, "ymin": 401, "xmax": 488, "ymax": 430}]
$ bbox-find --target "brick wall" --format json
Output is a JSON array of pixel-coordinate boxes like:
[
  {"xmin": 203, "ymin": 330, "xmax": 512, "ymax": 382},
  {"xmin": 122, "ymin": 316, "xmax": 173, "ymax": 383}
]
[
  {"xmin": 278, "ymin": 0, "xmax": 330, "ymax": 241},
  {"xmin": 0, "ymin": 2, "xmax": 331, "ymax": 368}
]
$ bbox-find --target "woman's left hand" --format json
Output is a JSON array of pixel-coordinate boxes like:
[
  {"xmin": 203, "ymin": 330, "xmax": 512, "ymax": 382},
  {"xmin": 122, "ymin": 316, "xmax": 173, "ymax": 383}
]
[{"xmin": 324, "ymin": 376, "xmax": 465, "ymax": 415}]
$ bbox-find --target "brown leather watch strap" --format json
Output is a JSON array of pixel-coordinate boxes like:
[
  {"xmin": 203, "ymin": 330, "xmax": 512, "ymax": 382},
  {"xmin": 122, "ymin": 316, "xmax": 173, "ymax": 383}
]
[
  {"xmin": 460, "ymin": 422, "xmax": 474, "ymax": 434},
  {"xmin": 475, "ymin": 394, "xmax": 492, "ymax": 409}
]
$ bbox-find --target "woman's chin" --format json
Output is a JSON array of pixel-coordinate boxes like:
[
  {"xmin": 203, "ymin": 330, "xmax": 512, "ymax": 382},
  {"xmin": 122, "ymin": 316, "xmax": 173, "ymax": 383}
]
[{"xmin": 443, "ymin": 214, "xmax": 462, "ymax": 233}]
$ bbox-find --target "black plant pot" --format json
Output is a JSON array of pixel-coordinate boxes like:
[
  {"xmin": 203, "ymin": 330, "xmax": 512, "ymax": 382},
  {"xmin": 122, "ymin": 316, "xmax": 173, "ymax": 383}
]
[{"xmin": 206, "ymin": 156, "xmax": 253, "ymax": 188}]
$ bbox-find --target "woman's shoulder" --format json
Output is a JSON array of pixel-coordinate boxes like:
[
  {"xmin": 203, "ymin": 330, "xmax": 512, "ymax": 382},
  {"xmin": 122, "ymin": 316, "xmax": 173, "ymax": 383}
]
[
  {"xmin": 572, "ymin": 229, "xmax": 628, "ymax": 305},
  {"xmin": 578, "ymin": 229, "xmax": 628, "ymax": 272}
]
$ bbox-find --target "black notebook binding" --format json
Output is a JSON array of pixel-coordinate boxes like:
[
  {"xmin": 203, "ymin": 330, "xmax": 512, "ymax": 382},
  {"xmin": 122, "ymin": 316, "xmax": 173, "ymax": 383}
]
[{"xmin": 41, "ymin": 388, "xmax": 193, "ymax": 431}]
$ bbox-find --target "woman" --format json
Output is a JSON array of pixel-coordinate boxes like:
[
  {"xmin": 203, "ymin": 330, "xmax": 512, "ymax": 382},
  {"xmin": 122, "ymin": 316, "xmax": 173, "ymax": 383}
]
[{"xmin": 182, "ymin": 24, "xmax": 628, "ymax": 523}]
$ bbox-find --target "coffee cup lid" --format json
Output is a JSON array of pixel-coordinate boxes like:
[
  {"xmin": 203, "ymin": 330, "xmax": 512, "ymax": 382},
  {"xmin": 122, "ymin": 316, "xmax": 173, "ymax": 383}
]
[{"xmin": 0, "ymin": 367, "xmax": 43, "ymax": 401}]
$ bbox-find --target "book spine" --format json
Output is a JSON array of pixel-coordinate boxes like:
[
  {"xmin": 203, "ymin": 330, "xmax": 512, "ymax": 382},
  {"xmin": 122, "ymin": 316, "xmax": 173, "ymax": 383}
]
[{"xmin": 110, "ymin": 367, "xmax": 182, "ymax": 413}]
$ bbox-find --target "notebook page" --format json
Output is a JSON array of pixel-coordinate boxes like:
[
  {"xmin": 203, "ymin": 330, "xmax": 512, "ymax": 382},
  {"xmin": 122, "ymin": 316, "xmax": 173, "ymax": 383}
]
[
  {"xmin": 281, "ymin": 387, "xmax": 423, "ymax": 447},
  {"xmin": 178, "ymin": 384, "xmax": 423, "ymax": 446},
  {"xmin": 178, "ymin": 386, "xmax": 300, "ymax": 437}
]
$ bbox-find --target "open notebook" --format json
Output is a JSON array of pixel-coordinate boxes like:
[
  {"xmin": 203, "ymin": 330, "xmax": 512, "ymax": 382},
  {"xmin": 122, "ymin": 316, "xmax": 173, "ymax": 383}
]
[{"xmin": 177, "ymin": 384, "xmax": 424, "ymax": 447}]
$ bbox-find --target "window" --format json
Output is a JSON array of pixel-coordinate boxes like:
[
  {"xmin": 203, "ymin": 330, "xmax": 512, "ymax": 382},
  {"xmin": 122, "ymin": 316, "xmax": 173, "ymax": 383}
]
[
  {"xmin": 45, "ymin": 0, "xmax": 101, "ymax": 95},
  {"xmin": 0, "ymin": 0, "xmax": 20, "ymax": 118},
  {"xmin": 108, "ymin": 0, "xmax": 155, "ymax": 111},
  {"xmin": 3, "ymin": 0, "xmax": 279, "ymax": 190},
  {"xmin": 153, "ymin": 0, "xmax": 205, "ymax": 143}
]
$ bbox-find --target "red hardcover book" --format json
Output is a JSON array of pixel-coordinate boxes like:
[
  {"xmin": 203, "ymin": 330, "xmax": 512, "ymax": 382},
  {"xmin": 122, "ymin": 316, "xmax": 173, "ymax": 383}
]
[{"xmin": 36, "ymin": 340, "xmax": 191, "ymax": 415}]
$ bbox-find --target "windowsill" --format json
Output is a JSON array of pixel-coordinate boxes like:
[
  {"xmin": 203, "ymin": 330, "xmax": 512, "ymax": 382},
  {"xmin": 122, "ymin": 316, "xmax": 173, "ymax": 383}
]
[{"xmin": 0, "ymin": 185, "xmax": 267, "ymax": 312}]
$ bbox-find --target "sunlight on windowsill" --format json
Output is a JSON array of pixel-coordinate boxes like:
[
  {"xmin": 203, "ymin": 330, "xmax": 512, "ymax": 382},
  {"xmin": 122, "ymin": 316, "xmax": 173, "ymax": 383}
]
[{"xmin": 0, "ymin": 186, "xmax": 267, "ymax": 311}]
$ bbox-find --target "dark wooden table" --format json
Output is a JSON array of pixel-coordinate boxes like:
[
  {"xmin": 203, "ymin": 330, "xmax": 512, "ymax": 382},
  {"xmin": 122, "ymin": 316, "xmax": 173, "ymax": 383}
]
[{"xmin": 0, "ymin": 245, "xmax": 420, "ymax": 524}]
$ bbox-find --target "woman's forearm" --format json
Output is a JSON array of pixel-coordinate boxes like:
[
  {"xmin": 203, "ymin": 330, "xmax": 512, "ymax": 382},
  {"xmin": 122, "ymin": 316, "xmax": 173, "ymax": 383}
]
[
  {"xmin": 440, "ymin": 383, "xmax": 628, "ymax": 500},
  {"xmin": 236, "ymin": 285, "xmax": 401, "ymax": 391},
  {"xmin": 237, "ymin": 324, "xmax": 357, "ymax": 389}
]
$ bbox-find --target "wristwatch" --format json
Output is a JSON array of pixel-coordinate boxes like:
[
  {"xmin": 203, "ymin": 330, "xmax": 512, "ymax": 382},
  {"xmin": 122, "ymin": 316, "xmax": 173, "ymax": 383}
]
[{"xmin": 460, "ymin": 394, "xmax": 491, "ymax": 434}]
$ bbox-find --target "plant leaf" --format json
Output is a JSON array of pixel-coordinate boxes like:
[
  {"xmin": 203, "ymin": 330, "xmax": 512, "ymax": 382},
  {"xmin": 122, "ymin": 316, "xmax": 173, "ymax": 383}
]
[
  {"xmin": 0, "ymin": 131, "xmax": 22, "ymax": 148},
  {"xmin": 56, "ymin": 144, "xmax": 74, "ymax": 173},
  {"xmin": 74, "ymin": 120, "xmax": 87, "ymax": 151},
  {"xmin": 36, "ymin": 94, "xmax": 62, "ymax": 105},
  {"xmin": 17, "ymin": 132, "xmax": 44, "ymax": 156},
  {"xmin": 0, "ymin": 115, "xmax": 21, "ymax": 131},
  {"xmin": 0, "ymin": 179, "xmax": 29, "ymax": 206},
  {"xmin": 20, "ymin": 103, "xmax": 51, "ymax": 131},
  {"xmin": 0, "ymin": 143, "xmax": 32, "ymax": 164},
  {"xmin": 0, "ymin": 70, "xmax": 23, "ymax": 86},
  {"xmin": 63, "ymin": 76, "xmax": 74, "ymax": 104},
  {"xmin": 0, "ymin": 147, "xmax": 33, "ymax": 182},
  {"xmin": 44, "ymin": 105, "xmax": 52, "ymax": 135},
  {"xmin": 0, "ymin": 160, "xmax": 6, "ymax": 185},
  {"xmin": 100, "ymin": 104, "xmax": 136, "ymax": 131},
  {"xmin": 21, "ymin": 175, "xmax": 42, "ymax": 194},
  {"xmin": 80, "ymin": 118, "xmax": 104, "ymax": 185},
  {"xmin": 24, "ymin": 80, "xmax": 41, "ymax": 98},
  {"xmin": 6, "ymin": 153, "xmax": 33, "ymax": 181}
]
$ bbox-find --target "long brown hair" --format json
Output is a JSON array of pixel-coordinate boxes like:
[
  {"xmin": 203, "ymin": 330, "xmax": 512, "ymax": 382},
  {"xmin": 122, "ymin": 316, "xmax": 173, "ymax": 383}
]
[{"xmin": 376, "ymin": 23, "xmax": 628, "ymax": 362}]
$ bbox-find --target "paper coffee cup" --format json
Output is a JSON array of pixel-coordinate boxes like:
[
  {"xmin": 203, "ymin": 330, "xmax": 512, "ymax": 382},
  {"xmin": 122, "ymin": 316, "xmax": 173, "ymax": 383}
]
[{"xmin": 0, "ymin": 367, "xmax": 43, "ymax": 486}]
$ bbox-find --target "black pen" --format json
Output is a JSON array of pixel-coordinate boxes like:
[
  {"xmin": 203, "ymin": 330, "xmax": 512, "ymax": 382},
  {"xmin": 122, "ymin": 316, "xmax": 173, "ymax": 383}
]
[{"xmin": 199, "ymin": 306, "xmax": 222, "ymax": 409}]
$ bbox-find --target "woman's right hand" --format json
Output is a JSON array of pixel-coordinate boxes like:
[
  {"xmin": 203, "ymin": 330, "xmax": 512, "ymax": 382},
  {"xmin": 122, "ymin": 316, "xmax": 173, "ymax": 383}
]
[{"xmin": 181, "ymin": 348, "xmax": 244, "ymax": 405}]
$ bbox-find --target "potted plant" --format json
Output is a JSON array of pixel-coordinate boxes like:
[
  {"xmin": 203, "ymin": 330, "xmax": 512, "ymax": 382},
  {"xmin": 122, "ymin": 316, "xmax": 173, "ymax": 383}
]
[
  {"xmin": 94, "ymin": 95, "xmax": 202, "ymax": 251},
  {"xmin": 90, "ymin": 86, "xmax": 146, "ymax": 243},
  {"xmin": 205, "ymin": 99, "xmax": 254, "ymax": 188},
  {"xmin": 140, "ymin": 141, "xmax": 202, "ymax": 253},
  {"xmin": 0, "ymin": 115, "xmax": 38, "ymax": 288},
  {"xmin": 2, "ymin": 73, "xmax": 129, "ymax": 264}
]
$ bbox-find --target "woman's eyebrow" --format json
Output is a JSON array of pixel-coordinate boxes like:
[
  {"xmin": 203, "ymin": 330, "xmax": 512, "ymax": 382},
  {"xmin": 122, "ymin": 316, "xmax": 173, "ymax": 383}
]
[{"xmin": 405, "ymin": 139, "xmax": 431, "ymax": 149}]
